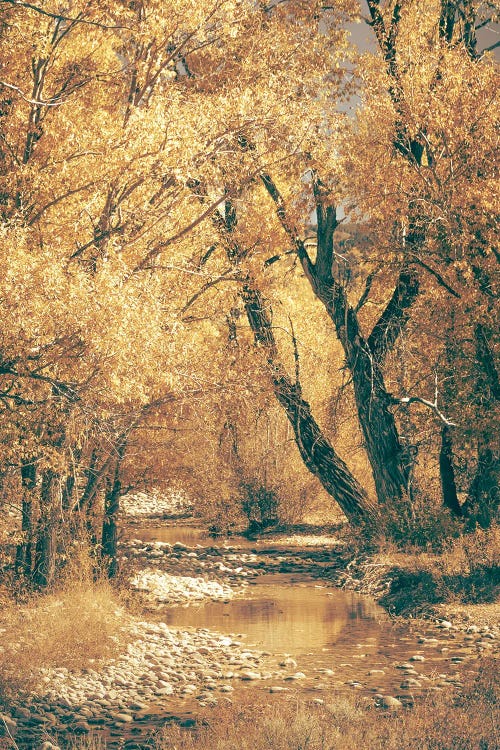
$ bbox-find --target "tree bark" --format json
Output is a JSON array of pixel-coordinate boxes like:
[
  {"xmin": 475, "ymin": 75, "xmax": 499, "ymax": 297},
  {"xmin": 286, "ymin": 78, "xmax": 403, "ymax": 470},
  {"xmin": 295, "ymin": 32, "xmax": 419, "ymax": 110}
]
[
  {"xmin": 189, "ymin": 179, "xmax": 376, "ymax": 525},
  {"xmin": 101, "ymin": 440, "xmax": 127, "ymax": 578},
  {"xmin": 32, "ymin": 470, "xmax": 58, "ymax": 588},
  {"xmin": 465, "ymin": 441, "xmax": 499, "ymax": 528},
  {"xmin": 243, "ymin": 285, "xmax": 376, "ymax": 526},
  {"xmin": 439, "ymin": 426, "xmax": 462, "ymax": 517},
  {"xmin": 462, "ymin": 324, "xmax": 500, "ymax": 527},
  {"xmin": 261, "ymin": 173, "xmax": 417, "ymax": 509},
  {"xmin": 15, "ymin": 459, "xmax": 36, "ymax": 575}
]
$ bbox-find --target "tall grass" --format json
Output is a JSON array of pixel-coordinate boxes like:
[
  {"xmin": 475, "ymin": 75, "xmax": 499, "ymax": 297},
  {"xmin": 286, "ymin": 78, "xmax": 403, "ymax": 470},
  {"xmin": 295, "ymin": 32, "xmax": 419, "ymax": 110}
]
[{"xmin": 0, "ymin": 548, "xmax": 125, "ymax": 704}]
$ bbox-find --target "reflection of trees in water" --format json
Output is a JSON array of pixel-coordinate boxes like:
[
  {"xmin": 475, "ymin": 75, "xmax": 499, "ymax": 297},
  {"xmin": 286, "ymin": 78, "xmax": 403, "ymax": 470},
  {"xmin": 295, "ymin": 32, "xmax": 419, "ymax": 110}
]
[{"xmin": 165, "ymin": 586, "xmax": 383, "ymax": 654}]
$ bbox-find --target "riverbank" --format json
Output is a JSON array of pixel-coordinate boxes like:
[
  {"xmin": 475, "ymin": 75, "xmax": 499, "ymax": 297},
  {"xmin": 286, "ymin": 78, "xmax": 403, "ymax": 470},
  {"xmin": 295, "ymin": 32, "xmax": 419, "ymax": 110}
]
[{"xmin": 0, "ymin": 491, "xmax": 498, "ymax": 749}]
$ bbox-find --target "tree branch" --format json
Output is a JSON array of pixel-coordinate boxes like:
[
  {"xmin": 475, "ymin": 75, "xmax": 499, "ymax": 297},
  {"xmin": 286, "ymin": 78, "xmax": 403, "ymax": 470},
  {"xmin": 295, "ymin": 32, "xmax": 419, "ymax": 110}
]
[
  {"xmin": 367, "ymin": 268, "xmax": 420, "ymax": 365},
  {"xmin": 0, "ymin": 0, "xmax": 131, "ymax": 29},
  {"xmin": 391, "ymin": 373, "xmax": 456, "ymax": 427}
]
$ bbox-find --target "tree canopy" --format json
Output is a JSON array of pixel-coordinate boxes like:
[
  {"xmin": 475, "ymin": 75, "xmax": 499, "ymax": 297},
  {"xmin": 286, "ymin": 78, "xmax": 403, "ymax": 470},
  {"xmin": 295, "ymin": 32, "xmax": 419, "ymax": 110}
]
[{"xmin": 0, "ymin": 0, "xmax": 498, "ymax": 584}]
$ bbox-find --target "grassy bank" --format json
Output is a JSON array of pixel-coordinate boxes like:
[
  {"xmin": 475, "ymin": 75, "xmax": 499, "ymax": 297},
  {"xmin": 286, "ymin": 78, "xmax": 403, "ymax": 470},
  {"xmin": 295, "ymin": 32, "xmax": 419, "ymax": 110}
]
[
  {"xmin": 327, "ymin": 523, "xmax": 500, "ymax": 623},
  {"xmin": 0, "ymin": 555, "xmax": 125, "ymax": 705}
]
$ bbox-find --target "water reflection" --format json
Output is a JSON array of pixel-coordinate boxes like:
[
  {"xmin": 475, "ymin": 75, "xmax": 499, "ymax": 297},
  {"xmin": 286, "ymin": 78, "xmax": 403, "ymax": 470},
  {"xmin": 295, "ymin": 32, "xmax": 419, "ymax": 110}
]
[
  {"xmin": 133, "ymin": 526, "xmax": 210, "ymax": 546},
  {"xmin": 163, "ymin": 583, "xmax": 385, "ymax": 655}
]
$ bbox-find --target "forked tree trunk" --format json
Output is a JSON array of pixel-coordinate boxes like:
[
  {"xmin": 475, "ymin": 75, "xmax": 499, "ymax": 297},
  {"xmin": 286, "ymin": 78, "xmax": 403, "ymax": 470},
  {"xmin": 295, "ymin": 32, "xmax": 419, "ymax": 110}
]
[{"xmin": 261, "ymin": 173, "xmax": 418, "ymax": 510}]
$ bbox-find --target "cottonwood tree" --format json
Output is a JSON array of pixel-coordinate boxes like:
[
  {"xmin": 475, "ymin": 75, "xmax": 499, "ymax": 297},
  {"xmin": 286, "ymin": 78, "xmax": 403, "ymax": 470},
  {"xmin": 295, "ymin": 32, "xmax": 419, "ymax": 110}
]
[{"xmin": 334, "ymin": 0, "xmax": 499, "ymax": 525}]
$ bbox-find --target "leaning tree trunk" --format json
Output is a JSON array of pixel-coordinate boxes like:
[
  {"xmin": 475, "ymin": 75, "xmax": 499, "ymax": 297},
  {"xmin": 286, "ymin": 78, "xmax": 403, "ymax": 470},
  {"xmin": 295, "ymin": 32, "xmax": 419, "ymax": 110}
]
[
  {"xmin": 260, "ymin": 173, "xmax": 418, "ymax": 510},
  {"xmin": 187, "ymin": 179, "xmax": 376, "ymax": 526},
  {"xmin": 243, "ymin": 285, "xmax": 376, "ymax": 527}
]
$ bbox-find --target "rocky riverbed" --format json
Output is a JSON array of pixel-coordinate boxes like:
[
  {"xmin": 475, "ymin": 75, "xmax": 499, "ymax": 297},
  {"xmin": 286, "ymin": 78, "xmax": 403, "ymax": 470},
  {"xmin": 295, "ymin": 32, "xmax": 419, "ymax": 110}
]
[{"xmin": 1, "ymin": 491, "xmax": 498, "ymax": 749}]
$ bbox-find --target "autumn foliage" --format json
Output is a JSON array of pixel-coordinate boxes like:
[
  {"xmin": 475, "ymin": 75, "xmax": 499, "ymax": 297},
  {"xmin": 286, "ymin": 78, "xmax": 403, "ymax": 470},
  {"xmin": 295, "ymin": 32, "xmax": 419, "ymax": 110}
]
[{"xmin": 0, "ymin": 0, "xmax": 497, "ymax": 585}]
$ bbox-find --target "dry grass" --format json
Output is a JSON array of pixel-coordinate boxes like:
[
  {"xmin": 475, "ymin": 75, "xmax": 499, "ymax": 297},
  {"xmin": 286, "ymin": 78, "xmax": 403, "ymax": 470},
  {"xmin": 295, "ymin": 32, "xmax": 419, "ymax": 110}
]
[
  {"xmin": 33, "ymin": 659, "xmax": 499, "ymax": 750},
  {"xmin": 134, "ymin": 658, "xmax": 498, "ymax": 750},
  {"xmin": 0, "ymin": 550, "xmax": 125, "ymax": 704},
  {"xmin": 372, "ymin": 525, "xmax": 500, "ymax": 614},
  {"xmin": 335, "ymin": 523, "xmax": 500, "ymax": 616}
]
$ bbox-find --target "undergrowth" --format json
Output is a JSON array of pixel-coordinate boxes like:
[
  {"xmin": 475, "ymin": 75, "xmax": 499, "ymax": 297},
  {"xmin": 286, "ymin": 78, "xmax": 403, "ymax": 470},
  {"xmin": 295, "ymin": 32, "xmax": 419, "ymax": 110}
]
[{"xmin": 0, "ymin": 549, "xmax": 125, "ymax": 705}]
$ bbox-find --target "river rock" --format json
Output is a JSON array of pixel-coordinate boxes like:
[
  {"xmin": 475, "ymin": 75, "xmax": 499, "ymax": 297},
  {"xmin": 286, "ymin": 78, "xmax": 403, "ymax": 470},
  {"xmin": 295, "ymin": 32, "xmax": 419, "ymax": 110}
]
[
  {"xmin": 279, "ymin": 657, "xmax": 298, "ymax": 668},
  {"xmin": 112, "ymin": 712, "xmax": 134, "ymax": 723},
  {"xmin": 379, "ymin": 696, "xmax": 403, "ymax": 710},
  {"xmin": 13, "ymin": 707, "xmax": 31, "ymax": 719},
  {"xmin": 73, "ymin": 721, "xmax": 91, "ymax": 733}
]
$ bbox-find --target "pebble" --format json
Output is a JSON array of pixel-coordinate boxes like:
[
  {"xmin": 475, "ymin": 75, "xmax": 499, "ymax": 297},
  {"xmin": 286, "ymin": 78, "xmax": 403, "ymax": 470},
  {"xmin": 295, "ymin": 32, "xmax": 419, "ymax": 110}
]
[{"xmin": 113, "ymin": 713, "xmax": 134, "ymax": 723}]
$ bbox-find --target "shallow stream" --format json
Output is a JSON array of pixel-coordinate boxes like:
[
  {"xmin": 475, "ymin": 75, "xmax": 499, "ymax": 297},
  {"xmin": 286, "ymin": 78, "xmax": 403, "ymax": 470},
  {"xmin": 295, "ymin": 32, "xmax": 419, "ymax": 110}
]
[
  {"xmin": 131, "ymin": 524, "xmax": 482, "ymax": 703},
  {"xmin": 9, "ymin": 521, "xmax": 494, "ymax": 750}
]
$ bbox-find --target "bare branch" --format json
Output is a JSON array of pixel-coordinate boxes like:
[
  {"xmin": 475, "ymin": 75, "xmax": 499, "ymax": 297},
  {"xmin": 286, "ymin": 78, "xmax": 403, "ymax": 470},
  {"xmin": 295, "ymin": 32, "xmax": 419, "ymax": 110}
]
[
  {"xmin": 0, "ymin": 80, "xmax": 67, "ymax": 107},
  {"xmin": 260, "ymin": 172, "xmax": 316, "ymax": 287},
  {"xmin": 410, "ymin": 254, "xmax": 461, "ymax": 298},
  {"xmin": 354, "ymin": 271, "xmax": 375, "ymax": 313},
  {"xmin": 392, "ymin": 374, "xmax": 456, "ymax": 427},
  {"xmin": 180, "ymin": 271, "xmax": 243, "ymax": 314}
]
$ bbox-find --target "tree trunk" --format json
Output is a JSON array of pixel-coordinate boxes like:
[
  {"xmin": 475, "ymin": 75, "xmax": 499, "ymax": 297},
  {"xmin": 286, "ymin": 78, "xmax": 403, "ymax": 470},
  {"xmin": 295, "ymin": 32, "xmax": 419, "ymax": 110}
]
[
  {"xmin": 464, "ymin": 441, "xmax": 499, "ymax": 529},
  {"xmin": 62, "ymin": 445, "xmax": 82, "ymax": 510},
  {"xmin": 260, "ymin": 172, "xmax": 417, "ymax": 510},
  {"xmin": 191, "ymin": 179, "xmax": 376, "ymax": 526},
  {"xmin": 15, "ymin": 459, "xmax": 36, "ymax": 575},
  {"xmin": 243, "ymin": 285, "xmax": 376, "ymax": 527},
  {"xmin": 439, "ymin": 426, "xmax": 462, "ymax": 517},
  {"xmin": 101, "ymin": 479, "xmax": 120, "ymax": 578},
  {"xmin": 462, "ymin": 324, "xmax": 500, "ymax": 528},
  {"xmin": 101, "ymin": 440, "xmax": 127, "ymax": 578},
  {"xmin": 330, "ymin": 283, "xmax": 413, "ymax": 507},
  {"xmin": 32, "ymin": 470, "xmax": 58, "ymax": 588}
]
